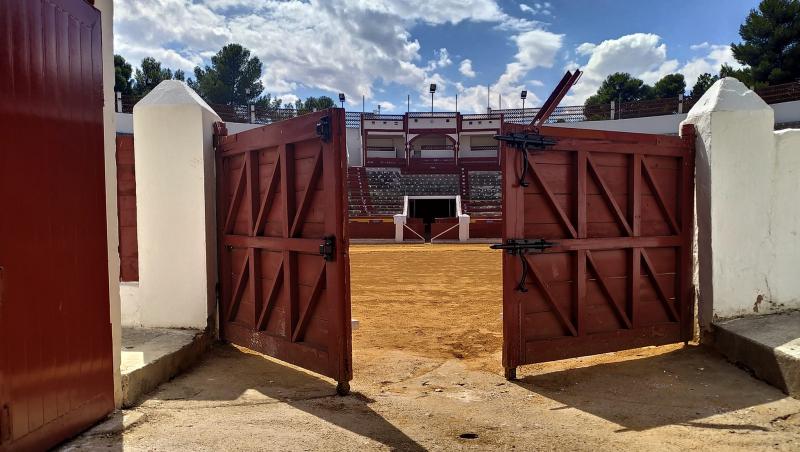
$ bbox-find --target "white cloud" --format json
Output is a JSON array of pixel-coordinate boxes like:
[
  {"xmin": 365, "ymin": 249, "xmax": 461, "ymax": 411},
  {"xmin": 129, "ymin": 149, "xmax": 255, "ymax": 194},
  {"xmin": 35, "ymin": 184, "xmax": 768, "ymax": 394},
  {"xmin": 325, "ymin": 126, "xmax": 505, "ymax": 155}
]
[
  {"xmin": 690, "ymin": 42, "xmax": 710, "ymax": 51},
  {"xmin": 564, "ymin": 33, "xmax": 740, "ymax": 104},
  {"xmin": 459, "ymin": 59, "xmax": 476, "ymax": 78},
  {"xmin": 520, "ymin": 4, "xmax": 534, "ymax": 13},
  {"xmin": 114, "ymin": 0, "xmax": 563, "ymax": 113},
  {"xmin": 377, "ymin": 101, "xmax": 397, "ymax": 112}
]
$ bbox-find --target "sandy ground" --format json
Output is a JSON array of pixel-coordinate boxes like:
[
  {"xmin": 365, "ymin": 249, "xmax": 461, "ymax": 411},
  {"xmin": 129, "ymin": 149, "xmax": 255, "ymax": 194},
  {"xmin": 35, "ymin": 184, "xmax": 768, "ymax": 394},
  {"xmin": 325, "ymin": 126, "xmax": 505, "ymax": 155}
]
[{"xmin": 63, "ymin": 245, "xmax": 800, "ymax": 451}]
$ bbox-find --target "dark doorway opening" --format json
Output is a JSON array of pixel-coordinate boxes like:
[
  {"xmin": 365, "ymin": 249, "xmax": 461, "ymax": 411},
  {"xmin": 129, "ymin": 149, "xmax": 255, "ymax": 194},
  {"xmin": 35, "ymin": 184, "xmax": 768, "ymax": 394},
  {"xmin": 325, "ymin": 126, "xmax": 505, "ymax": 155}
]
[{"xmin": 409, "ymin": 198, "xmax": 456, "ymax": 241}]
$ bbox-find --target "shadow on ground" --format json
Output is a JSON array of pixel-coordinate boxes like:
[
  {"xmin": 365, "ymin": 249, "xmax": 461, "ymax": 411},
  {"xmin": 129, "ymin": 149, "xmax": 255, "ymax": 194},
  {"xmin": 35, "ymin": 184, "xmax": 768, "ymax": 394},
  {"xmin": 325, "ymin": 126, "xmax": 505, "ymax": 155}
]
[
  {"xmin": 63, "ymin": 344, "xmax": 424, "ymax": 451},
  {"xmin": 513, "ymin": 345, "xmax": 784, "ymax": 432}
]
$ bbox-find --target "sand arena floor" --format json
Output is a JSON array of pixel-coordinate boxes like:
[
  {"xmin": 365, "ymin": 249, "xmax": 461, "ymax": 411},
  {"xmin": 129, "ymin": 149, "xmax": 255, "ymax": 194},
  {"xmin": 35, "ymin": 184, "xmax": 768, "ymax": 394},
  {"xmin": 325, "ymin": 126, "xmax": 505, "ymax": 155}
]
[{"xmin": 63, "ymin": 244, "xmax": 800, "ymax": 451}]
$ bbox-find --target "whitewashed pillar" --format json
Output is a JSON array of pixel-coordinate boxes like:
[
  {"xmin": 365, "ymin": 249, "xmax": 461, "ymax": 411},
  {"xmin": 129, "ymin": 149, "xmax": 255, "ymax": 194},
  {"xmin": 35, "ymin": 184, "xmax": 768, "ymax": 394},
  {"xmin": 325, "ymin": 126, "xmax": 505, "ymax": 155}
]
[
  {"xmin": 129, "ymin": 80, "xmax": 221, "ymax": 329},
  {"xmin": 680, "ymin": 78, "xmax": 775, "ymax": 332}
]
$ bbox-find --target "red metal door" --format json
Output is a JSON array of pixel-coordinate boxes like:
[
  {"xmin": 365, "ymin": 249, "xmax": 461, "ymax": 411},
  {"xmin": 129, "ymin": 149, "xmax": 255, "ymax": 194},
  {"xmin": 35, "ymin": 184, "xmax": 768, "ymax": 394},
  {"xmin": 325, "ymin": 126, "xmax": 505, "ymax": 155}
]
[
  {"xmin": 0, "ymin": 0, "xmax": 114, "ymax": 450},
  {"xmin": 215, "ymin": 110, "xmax": 352, "ymax": 393},
  {"xmin": 499, "ymin": 124, "xmax": 695, "ymax": 378}
]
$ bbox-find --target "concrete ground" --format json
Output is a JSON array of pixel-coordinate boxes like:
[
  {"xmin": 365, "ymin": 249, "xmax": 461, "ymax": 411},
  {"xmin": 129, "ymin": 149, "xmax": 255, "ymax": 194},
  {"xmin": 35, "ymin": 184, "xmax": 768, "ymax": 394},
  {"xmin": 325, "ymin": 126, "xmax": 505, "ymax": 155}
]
[
  {"xmin": 714, "ymin": 311, "xmax": 800, "ymax": 398},
  {"xmin": 63, "ymin": 245, "xmax": 800, "ymax": 451}
]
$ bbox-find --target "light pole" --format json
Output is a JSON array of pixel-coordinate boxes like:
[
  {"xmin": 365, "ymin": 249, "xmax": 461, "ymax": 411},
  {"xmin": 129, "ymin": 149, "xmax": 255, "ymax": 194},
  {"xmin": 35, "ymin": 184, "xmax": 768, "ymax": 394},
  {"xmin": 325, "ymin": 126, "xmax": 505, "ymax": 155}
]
[
  {"xmin": 521, "ymin": 90, "xmax": 527, "ymax": 121},
  {"xmin": 339, "ymin": 93, "xmax": 345, "ymax": 109},
  {"xmin": 429, "ymin": 84, "xmax": 436, "ymax": 113}
]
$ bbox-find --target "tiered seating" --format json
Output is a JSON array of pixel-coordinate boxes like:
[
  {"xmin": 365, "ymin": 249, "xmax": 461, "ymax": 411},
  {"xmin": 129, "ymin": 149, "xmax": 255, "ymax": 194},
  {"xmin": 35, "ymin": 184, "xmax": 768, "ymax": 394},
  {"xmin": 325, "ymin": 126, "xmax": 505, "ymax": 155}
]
[
  {"xmin": 362, "ymin": 168, "xmax": 403, "ymax": 215},
  {"xmin": 464, "ymin": 171, "xmax": 502, "ymax": 218},
  {"xmin": 401, "ymin": 173, "xmax": 459, "ymax": 196},
  {"xmin": 347, "ymin": 167, "xmax": 371, "ymax": 216}
]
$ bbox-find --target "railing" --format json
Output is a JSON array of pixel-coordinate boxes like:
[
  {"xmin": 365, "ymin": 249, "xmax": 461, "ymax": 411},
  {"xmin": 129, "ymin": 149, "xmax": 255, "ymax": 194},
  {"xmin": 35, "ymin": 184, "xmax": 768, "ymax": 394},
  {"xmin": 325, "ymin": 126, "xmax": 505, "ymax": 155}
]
[
  {"xmin": 115, "ymin": 80, "xmax": 800, "ymax": 128},
  {"xmin": 419, "ymin": 145, "xmax": 455, "ymax": 150}
]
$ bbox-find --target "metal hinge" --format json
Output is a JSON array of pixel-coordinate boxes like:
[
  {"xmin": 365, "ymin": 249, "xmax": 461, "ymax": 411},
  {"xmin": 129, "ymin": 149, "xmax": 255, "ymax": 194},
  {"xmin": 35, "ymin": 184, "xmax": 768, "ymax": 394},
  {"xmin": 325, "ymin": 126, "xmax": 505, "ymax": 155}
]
[
  {"xmin": 316, "ymin": 116, "xmax": 332, "ymax": 142},
  {"xmin": 494, "ymin": 132, "xmax": 557, "ymax": 187},
  {"xmin": 319, "ymin": 236, "xmax": 336, "ymax": 262},
  {"xmin": 490, "ymin": 239, "xmax": 557, "ymax": 292},
  {"xmin": 0, "ymin": 404, "xmax": 11, "ymax": 445}
]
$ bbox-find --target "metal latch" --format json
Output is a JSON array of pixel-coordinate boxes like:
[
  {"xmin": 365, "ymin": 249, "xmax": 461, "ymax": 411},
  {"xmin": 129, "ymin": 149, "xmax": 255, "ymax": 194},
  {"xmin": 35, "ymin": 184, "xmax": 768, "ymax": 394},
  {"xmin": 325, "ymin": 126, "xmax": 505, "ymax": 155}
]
[
  {"xmin": 494, "ymin": 132, "xmax": 557, "ymax": 187},
  {"xmin": 316, "ymin": 116, "xmax": 332, "ymax": 142},
  {"xmin": 319, "ymin": 236, "xmax": 336, "ymax": 261},
  {"xmin": 490, "ymin": 239, "xmax": 557, "ymax": 292}
]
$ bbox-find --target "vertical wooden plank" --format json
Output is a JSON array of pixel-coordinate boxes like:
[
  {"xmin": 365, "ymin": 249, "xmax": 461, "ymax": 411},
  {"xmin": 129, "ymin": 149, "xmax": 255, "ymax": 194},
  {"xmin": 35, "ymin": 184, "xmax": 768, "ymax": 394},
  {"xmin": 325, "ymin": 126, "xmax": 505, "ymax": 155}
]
[
  {"xmin": 630, "ymin": 154, "xmax": 642, "ymax": 237},
  {"xmin": 630, "ymin": 248, "xmax": 641, "ymax": 328},
  {"xmin": 321, "ymin": 109, "xmax": 352, "ymax": 382},
  {"xmin": 280, "ymin": 143, "xmax": 297, "ymax": 338},
  {"xmin": 246, "ymin": 151, "xmax": 262, "ymax": 327},
  {"xmin": 576, "ymin": 250, "xmax": 587, "ymax": 336},
  {"xmin": 679, "ymin": 124, "xmax": 697, "ymax": 341},
  {"xmin": 576, "ymin": 150, "xmax": 587, "ymax": 239},
  {"xmin": 501, "ymin": 131, "xmax": 525, "ymax": 370}
]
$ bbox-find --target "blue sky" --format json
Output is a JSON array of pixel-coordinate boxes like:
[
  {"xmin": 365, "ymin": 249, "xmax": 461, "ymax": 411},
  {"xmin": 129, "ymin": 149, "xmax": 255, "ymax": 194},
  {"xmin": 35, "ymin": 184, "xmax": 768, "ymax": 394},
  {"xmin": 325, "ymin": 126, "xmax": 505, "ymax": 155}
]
[{"xmin": 114, "ymin": 0, "xmax": 760, "ymax": 112}]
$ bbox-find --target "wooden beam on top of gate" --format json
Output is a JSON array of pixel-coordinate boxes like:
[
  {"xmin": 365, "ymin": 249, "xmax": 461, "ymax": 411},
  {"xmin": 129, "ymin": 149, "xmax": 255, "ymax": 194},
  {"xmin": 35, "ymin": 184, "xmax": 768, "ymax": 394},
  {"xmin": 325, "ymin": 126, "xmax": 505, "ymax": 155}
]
[
  {"xmin": 641, "ymin": 156, "xmax": 680, "ymax": 235},
  {"xmin": 587, "ymin": 154, "xmax": 633, "ymax": 236},
  {"xmin": 524, "ymin": 153, "xmax": 578, "ymax": 238}
]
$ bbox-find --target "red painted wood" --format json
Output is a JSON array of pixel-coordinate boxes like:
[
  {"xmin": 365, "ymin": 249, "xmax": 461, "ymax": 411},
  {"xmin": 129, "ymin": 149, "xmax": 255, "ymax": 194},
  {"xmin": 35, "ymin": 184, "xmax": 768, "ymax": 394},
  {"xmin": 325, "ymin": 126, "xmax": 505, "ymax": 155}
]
[
  {"xmin": 116, "ymin": 134, "xmax": 139, "ymax": 282},
  {"xmin": 500, "ymin": 123, "xmax": 695, "ymax": 367},
  {"xmin": 0, "ymin": 1, "xmax": 114, "ymax": 450},
  {"xmin": 215, "ymin": 110, "xmax": 352, "ymax": 384}
]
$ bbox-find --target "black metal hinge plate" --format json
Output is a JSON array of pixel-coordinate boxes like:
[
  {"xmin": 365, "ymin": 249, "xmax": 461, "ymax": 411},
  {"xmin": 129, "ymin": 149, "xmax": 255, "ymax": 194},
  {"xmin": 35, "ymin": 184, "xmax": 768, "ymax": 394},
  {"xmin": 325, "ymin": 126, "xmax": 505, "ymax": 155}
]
[
  {"xmin": 319, "ymin": 236, "xmax": 336, "ymax": 261},
  {"xmin": 316, "ymin": 116, "xmax": 332, "ymax": 142}
]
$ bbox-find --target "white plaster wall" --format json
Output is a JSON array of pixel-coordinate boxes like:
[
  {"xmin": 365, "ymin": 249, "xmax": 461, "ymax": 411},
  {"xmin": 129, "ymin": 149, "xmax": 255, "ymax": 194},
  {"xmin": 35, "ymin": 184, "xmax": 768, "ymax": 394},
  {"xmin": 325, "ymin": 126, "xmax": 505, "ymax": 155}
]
[
  {"xmin": 408, "ymin": 117, "xmax": 457, "ymax": 129},
  {"xmin": 129, "ymin": 81, "xmax": 220, "ymax": 329},
  {"xmin": 462, "ymin": 119, "xmax": 500, "ymax": 130},
  {"xmin": 346, "ymin": 128, "xmax": 363, "ymax": 166},
  {"xmin": 552, "ymin": 113, "xmax": 688, "ymax": 135},
  {"xmin": 116, "ymin": 112, "xmax": 133, "ymax": 134},
  {"xmin": 94, "ymin": 0, "xmax": 122, "ymax": 408},
  {"xmin": 363, "ymin": 119, "xmax": 403, "ymax": 130},
  {"xmin": 768, "ymin": 129, "xmax": 800, "ymax": 310},
  {"xmin": 682, "ymin": 77, "xmax": 800, "ymax": 325},
  {"xmin": 773, "ymin": 100, "xmax": 800, "ymax": 125}
]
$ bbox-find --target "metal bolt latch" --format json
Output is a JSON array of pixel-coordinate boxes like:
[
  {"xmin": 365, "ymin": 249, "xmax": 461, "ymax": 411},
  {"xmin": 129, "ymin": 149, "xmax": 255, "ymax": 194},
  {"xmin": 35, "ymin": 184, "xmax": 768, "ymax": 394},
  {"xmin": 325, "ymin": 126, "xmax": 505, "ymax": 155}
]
[
  {"xmin": 319, "ymin": 236, "xmax": 336, "ymax": 261},
  {"xmin": 490, "ymin": 239, "xmax": 557, "ymax": 292}
]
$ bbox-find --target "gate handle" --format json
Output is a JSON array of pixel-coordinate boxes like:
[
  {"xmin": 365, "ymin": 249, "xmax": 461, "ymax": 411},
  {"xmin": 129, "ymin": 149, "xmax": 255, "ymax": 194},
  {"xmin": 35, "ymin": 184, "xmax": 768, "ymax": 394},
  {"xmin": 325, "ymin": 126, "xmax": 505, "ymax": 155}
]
[{"xmin": 490, "ymin": 239, "xmax": 557, "ymax": 292}]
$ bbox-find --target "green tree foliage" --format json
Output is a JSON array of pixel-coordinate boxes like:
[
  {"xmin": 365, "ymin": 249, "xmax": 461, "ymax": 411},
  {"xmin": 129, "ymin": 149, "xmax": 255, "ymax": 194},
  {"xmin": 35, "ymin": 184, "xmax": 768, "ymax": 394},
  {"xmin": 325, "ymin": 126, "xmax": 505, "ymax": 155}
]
[
  {"xmin": 299, "ymin": 96, "xmax": 336, "ymax": 111},
  {"xmin": 114, "ymin": 55, "xmax": 133, "ymax": 94},
  {"xmin": 584, "ymin": 73, "xmax": 652, "ymax": 108},
  {"xmin": 720, "ymin": 63, "xmax": 756, "ymax": 87},
  {"xmin": 690, "ymin": 73, "xmax": 720, "ymax": 97},
  {"xmin": 731, "ymin": 0, "xmax": 800, "ymax": 85},
  {"xmin": 652, "ymin": 73, "xmax": 686, "ymax": 98},
  {"xmin": 173, "ymin": 69, "xmax": 186, "ymax": 82},
  {"xmin": 190, "ymin": 43, "xmax": 264, "ymax": 105},
  {"xmin": 133, "ymin": 57, "xmax": 174, "ymax": 96}
]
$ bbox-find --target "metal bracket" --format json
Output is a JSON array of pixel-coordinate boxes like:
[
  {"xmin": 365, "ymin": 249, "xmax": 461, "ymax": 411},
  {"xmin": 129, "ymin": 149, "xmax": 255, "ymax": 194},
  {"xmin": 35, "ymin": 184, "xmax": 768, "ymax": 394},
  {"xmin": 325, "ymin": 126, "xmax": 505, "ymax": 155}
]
[
  {"xmin": 316, "ymin": 116, "xmax": 332, "ymax": 142},
  {"xmin": 319, "ymin": 236, "xmax": 336, "ymax": 261},
  {"xmin": 490, "ymin": 239, "xmax": 557, "ymax": 292},
  {"xmin": 494, "ymin": 132, "xmax": 557, "ymax": 187}
]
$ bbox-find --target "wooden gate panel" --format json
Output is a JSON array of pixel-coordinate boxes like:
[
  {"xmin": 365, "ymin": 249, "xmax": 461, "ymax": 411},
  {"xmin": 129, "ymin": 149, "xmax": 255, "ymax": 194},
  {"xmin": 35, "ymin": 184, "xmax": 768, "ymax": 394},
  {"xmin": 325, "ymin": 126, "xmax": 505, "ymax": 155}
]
[
  {"xmin": 501, "ymin": 125, "xmax": 695, "ymax": 374},
  {"xmin": 216, "ymin": 110, "xmax": 352, "ymax": 388},
  {"xmin": 0, "ymin": 1, "xmax": 114, "ymax": 450}
]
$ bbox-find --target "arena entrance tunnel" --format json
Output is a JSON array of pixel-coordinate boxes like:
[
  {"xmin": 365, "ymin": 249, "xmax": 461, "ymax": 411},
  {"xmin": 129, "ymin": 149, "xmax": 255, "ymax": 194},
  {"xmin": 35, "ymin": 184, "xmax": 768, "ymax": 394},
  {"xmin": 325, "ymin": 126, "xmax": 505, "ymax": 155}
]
[{"xmin": 408, "ymin": 196, "xmax": 457, "ymax": 241}]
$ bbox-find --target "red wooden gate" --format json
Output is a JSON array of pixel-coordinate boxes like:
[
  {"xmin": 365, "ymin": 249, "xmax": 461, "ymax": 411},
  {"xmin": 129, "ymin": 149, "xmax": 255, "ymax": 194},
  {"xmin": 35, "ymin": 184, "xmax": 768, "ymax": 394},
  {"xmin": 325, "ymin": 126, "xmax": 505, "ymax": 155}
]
[
  {"xmin": 498, "ymin": 124, "xmax": 695, "ymax": 378},
  {"xmin": 215, "ymin": 110, "xmax": 352, "ymax": 393},
  {"xmin": 0, "ymin": 0, "xmax": 114, "ymax": 450}
]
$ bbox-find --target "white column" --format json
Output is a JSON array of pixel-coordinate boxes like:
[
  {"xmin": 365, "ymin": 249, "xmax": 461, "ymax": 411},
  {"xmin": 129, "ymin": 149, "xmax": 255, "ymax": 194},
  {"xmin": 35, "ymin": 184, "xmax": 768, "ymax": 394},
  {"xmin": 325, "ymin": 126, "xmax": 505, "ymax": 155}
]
[
  {"xmin": 680, "ymin": 78, "xmax": 776, "ymax": 330},
  {"xmin": 95, "ymin": 0, "xmax": 122, "ymax": 408},
  {"xmin": 129, "ymin": 80, "xmax": 221, "ymax": 329}
]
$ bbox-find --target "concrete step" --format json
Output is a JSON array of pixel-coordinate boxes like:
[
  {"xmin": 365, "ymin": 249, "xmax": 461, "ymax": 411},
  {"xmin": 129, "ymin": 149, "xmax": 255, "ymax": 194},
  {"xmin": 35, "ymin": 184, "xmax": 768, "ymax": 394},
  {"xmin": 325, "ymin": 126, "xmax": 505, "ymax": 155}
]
[
  {"xmin": 121, "ymin": 327, "xmax": 212, "ymax": 407},
  {"xmin": 713, "ymin": 311, "xmax": 800, "ymax": 398}
]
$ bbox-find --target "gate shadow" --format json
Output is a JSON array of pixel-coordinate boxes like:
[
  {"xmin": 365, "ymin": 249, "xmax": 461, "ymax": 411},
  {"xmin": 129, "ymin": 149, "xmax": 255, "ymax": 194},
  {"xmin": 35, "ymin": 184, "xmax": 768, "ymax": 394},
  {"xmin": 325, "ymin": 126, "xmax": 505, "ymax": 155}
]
[
  {"xmin": 512, "ymin": 345, "xmax": 785, "ymax": 432},
  {"xmin": 150, "ymin": 344, "xmax": 424, "ymax": 451}
]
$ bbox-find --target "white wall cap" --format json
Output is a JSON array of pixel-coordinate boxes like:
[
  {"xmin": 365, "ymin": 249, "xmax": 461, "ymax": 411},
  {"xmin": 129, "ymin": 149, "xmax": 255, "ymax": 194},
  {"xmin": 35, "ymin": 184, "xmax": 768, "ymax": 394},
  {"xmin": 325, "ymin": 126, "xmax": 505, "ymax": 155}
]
[
  {"xmin": 685, "ymin": 77, "xmax": 771, "ymax": 121},
  {"xmin": 133, "ymin": 80, "xmax": 220, "ymax": 120}
]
